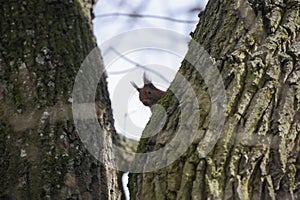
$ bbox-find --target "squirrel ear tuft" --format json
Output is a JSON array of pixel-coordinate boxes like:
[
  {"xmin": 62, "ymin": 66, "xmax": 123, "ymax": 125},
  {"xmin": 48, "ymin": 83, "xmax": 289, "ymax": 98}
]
[
  {"xmin": 143, "ymin": 72, "xmax": 152, "ymax": 85},
  {"xmin": 130, "ymin": 81, "xmax": 140, "ymax": 91}
]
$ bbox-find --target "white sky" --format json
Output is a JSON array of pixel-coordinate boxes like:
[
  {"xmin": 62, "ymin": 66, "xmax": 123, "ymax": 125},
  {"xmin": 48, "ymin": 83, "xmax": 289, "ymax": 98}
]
[
  {"xmin": 93, "ymin": 0, "xmax": 208, "ymax": 140},
  {"xmin": 93, "ymin": 1, "xmax": 208, "ymax": 199}
]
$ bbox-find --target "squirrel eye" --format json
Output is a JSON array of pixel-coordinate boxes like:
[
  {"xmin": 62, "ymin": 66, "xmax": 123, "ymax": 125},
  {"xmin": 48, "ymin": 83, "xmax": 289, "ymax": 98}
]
[{"xmin": 147, "ymin": 90, "xmax": 152, "ymax": 95}]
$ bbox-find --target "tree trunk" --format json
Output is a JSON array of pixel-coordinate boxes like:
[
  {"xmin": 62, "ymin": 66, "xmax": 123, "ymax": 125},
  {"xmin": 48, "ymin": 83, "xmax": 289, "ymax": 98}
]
[
  {"xmin": 0, "ymin": 1, "xmax": 121, "ymax": 199},
  {"xmin": 129, "ymin": 0, "xmax": 300, "ymax": 199}
]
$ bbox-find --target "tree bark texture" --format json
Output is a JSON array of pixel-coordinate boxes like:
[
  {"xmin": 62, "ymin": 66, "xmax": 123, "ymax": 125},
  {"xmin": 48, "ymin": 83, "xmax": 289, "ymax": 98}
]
[
  {"xmin": 0, "ymin": 1, "xmax": 121, "ymax": 199},
  {"xmin": 129, "ymin": 0, "xmax": 300, "ymax": 199}
]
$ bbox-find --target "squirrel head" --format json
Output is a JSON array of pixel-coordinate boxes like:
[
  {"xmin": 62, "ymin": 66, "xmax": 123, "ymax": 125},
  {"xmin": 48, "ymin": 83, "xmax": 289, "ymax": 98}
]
[{"xmin": 131, "ymin": 73, "xmax": 165, "ymax": 107}]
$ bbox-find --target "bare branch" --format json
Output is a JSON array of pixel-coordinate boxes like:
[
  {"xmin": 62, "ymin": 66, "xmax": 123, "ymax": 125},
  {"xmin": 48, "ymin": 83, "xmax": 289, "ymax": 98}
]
[
  {"xmin": 95, "ymin": 12, "xmax": 198, "ymax": 24},
  {"xmin": 108, "ymin": 47, "xmax": 170, "ymax": 84}
]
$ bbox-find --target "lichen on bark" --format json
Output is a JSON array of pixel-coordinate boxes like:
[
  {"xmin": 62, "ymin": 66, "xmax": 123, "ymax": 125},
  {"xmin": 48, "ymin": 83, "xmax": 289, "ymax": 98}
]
[
  {"xmin": 0, "ymin": 1, "xmax": 121, "ymax": 199},
  {"xmin": 129, "ymin": 0, "xmax": 300, "ymax": 199}
]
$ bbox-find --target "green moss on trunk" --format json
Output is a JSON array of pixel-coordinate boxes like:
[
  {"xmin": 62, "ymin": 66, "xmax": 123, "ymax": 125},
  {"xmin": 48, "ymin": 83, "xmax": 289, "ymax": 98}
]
[
  {"xmin": 129, "ymin": 0, "xmax": 300, "ymax": 199},
  {"xmin": 0, "ymin": 1, "xmax": 120, "ymax": 199}
]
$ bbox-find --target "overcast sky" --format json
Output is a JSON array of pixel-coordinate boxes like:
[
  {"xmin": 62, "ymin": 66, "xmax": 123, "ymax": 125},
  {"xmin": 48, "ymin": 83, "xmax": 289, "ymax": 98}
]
[
  {"xmin": 93, "ymin": 1, "xmax": 208, "ymax": 141},
  {"xmin": 93, "ymin": 1, "xmax": 208, "ymax": 199}
]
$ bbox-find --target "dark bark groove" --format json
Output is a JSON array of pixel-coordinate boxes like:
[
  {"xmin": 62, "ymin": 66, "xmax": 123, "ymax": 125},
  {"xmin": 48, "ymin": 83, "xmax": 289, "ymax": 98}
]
[
  {"xmin": 0, "ymin": 1, "xmax": 121, "ymax": 199},
  {"xmin": 129, "ymin": 0, "xmax": 300, "ymax": 199}
]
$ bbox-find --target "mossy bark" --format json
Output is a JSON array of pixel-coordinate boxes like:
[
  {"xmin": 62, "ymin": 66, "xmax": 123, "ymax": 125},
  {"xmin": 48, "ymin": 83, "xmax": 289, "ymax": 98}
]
[
  {"xmin": 0, "ymin": 1, "xmax": 121, "ymax": 199},
  {"xmin": 129, "ymin": 0, "xmax": 300, "ymax": 199}
]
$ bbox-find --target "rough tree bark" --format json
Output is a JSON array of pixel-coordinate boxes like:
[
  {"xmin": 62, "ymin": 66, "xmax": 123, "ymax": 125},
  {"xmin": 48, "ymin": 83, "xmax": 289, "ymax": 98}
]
[
  {"xmin": 0, "ymin": 1, "xmax": 122, "ymax": 199},
  {"xmin": 129, "ymin": 0, "xmax": 300, "ymax": 199}
]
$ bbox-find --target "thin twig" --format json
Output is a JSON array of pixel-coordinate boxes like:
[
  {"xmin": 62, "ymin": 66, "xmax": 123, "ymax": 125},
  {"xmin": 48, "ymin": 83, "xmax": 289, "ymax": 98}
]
[
  {"xmin": 95, "ymin": 13, "xmax": 198, "ymax": 24},
  {"xmin": 108, "ymin": 47, "xmax": 170, "ymax": 84}
]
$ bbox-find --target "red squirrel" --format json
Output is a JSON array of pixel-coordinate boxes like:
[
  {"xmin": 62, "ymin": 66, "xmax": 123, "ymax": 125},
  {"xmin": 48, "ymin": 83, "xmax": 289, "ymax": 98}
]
[{"xmin": 131, "ymin": 73, "xmax": 165, "ymax": 107}]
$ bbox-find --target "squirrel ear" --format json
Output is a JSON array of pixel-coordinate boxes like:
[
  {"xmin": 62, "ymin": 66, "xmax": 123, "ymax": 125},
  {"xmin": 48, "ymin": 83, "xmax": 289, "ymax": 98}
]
[
  {"xmin": 143, "ymin": 72, "xmax": 152, "ymax": 85},
  {"xmin": 130, "ymin": 81, "xmax": 140, "ymax": 91}
]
